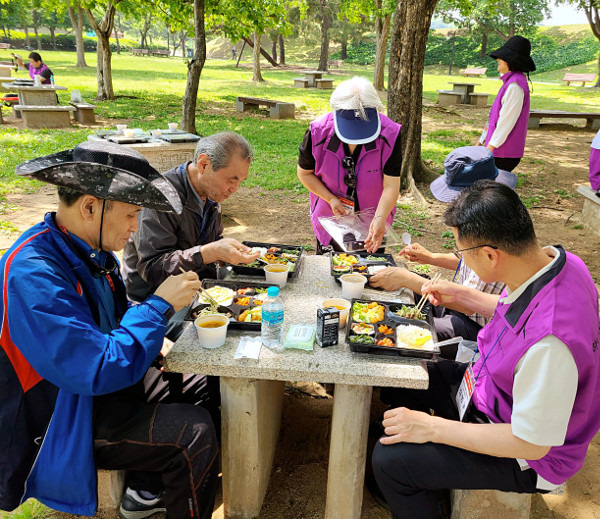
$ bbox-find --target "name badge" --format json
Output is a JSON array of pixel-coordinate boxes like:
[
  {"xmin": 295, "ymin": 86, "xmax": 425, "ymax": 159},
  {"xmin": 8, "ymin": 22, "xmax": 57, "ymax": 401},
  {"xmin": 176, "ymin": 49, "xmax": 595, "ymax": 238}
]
[
  {"xmin": 337, "ymin": 196, "xmax": 355, "ymax": 213},
  {"xmin": 479, "ymin": 124, "xmax": 488, "ymax": 145},
  {"xmin": 456, "ymin": 364, "xmax": 475, "ymax": 421}
]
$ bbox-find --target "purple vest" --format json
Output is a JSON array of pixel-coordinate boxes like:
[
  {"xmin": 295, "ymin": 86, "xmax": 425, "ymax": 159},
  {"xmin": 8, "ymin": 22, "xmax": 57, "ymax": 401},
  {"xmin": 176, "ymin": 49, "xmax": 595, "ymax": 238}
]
[
  {"xmin": 485, "ymin": 71, "xmax": 530, "ymax": 158},
  {"xmin": 308, "ymin": 112, "xmax": 402, "ymax": 246},
  {"xmin": 589, "ymin": 130, "xmax": 600, "ymax": 191},
  {"xmin": 29, "ymin": 63, "xmax": 51, "ymax": 84},
  {"xmin": 473, "ymin": 248, "xmax": 600, "ymax": 484}
]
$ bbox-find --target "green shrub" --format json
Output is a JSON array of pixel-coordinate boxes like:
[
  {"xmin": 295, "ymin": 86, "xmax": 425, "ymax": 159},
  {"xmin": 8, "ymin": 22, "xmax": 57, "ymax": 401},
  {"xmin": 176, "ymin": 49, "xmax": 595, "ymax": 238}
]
[{"xmin": 0, "ymin": 30, "xmax": 140, "ymax": 53}]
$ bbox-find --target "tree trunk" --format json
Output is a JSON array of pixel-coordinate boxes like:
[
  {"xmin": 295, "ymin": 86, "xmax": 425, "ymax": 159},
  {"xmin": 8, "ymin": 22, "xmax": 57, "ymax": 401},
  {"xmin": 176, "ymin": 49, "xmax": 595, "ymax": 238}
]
[
  {"xmin": 180, "ymin": 29, "xmax": 187, "ymax": 58},
  {"xmin": 252, "ymin": 32, "xmax": 264, "ymax": 82},
  {"xmin": 340, "ymin": 41, "xmax": 347, "ymax": 60},
  {"xmin": 85, "ymin": 3, "xmax": 118, "ymax": 100},
  {"xmin": 388, "ymin": 0, "xmax": 439, "ymax": 189},
  {"xmin": 24, "ymin": 25, "xmax": 30, "ymax": 48},
  {"xmin": 373, "ymin": 9, "xmax": 391, "ymax": 91},
  {"xmin": 32, "ymin": 11, "xmax": 42, "ymax": 50},
  {"xmin": 318, "ymin": 0, "xmax": 330, "ymax": 71},
  {"xmin": 271, "ymin": 35, "xmax": 277, "ymax": 63},
  {"xmin": 67, "ymin": 5, "xmax": 88, "ymax": 67},
  {"xmin": 278, "ymin": 34, "xmax": 285, "ymax": 65},
  {"xmin": 114, "ymin": 14, "xmax": 122, "ymax": 54},
  {"xmin": 479, "ymin": 31, "xmax": 488, "ymax": 58},
  {"xmin": 584, "ymin": 3, "xmax": 600, "ymax": 87},
  {"xmin": 181, "ymin": 0, "xmax": 206, "ymax": 133},
  {"xmin": 243, "ymin": 36, "xmax": 278, "ymax": 66},
  {"xmin": 49, "ymin": 26, "xmax": 57, "ymax": 51}
]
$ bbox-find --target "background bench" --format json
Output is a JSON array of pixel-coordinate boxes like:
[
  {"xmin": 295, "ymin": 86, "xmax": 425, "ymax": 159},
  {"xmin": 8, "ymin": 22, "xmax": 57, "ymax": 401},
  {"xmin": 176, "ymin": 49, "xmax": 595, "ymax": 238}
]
[
  {"xmin": 328, "ymin": 59, "xmax": 344, "ymax": 68},
  {"xmin": 315, "ymin": 78, "xmax": 333, "ymax": 89},
  {"xmin": 15, "ymin": 105, "xmax": 75, "ymax": 128},
  {"xmin": 236, "ymin": 96, "xmax": 295, "ymax": 119},
  {"xmin": 528, "ymin": 109, "xmax": 600, "ymax": 130},
  {"xmin": 577, "ymin": 185, "xmax": 600, "ymax": 239},
  {"xmin": 460, "ymin": 67, "xmax": 487, "ymax": 78},
  {"xmin": 469, "ymin": 92, "xmax": 490, "ymax": 106},
  {"xmin": 0, "ymin": 43, "xmax": 11, "ymax": 50},
  {"xmin": 562, "ymin": 73, "xmax": 596, "ymax": 87},
  {"xmin": 131, "ymin": 48, "xmax": 149, "ymax": 56},
  {"xmin": 437, "ymin": 90, "xmax": 463, "ymax": 105},
  {"xmin": 152, "ymin": 49, "xmax": 170, "ymax": 57},
  {"xmin": 293, "ymin": 77, "xmax": 309, "ymax": 88},
  {"xmin": 69, "ymin": 101, "xmax": 97, "ymax": 124}
]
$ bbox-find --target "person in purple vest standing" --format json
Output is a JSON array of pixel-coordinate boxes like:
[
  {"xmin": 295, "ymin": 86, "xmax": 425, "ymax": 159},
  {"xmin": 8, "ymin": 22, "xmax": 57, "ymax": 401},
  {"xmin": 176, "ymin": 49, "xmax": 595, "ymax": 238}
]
[
  {"xmin": 589, "ymin": 129, "xmax": 600, "ymax": 195},
  {"xmin": 372, "ymin": 180, "xmax": 600, "ymax": 519},
  {"xmin": 13, "ymin": 51, "xmax": 53, "ymax": 84},
  {"xmin": 479, "ymin": 36, "xmax": 535, "ymax": 172},
  {"xmin": 297, "ymin": 76, "xmax": 402, "ymax": 253}
]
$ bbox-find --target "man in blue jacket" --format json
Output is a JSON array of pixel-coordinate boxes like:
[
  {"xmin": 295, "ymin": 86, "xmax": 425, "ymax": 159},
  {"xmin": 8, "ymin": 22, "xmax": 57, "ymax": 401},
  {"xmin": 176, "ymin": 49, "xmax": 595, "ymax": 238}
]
[{"xmin": 0, "ymin": 141, "xmax": 218, "ymax": 519}]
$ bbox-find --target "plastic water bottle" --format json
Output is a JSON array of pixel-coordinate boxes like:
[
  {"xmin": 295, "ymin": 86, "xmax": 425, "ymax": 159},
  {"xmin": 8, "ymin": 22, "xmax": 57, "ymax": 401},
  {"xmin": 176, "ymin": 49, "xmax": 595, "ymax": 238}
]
[
  {"xmin": 261, "ymin": 286, "xmax": 284, "ymax": 350},
  {"xmin": 50, "ymin": 74, "xmax": 54, "ymax": 85}
]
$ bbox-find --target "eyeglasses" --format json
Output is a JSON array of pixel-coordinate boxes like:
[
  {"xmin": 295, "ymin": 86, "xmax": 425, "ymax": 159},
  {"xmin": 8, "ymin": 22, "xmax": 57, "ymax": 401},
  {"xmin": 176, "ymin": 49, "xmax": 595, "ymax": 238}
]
[
  {"xmin": 452, "ymin": 244, "xmax": 498, "ymax": 261},
  {"xmin": 342, "ymin": 156, "xmax": 356, "ymax": 189}
]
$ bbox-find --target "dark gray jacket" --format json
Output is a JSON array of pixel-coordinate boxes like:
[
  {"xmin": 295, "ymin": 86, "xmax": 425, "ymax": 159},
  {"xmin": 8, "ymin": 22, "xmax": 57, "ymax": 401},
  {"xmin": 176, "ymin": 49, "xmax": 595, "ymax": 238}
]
[{"xmin": 121, "ymin": 162, "xmax": 224, "ymax": 302}]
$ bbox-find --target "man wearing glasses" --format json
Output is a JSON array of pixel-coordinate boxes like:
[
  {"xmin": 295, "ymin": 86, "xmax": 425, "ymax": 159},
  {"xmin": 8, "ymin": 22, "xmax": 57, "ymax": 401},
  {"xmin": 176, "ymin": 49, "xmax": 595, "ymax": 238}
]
[
  {"xmin": 372, "ymin": 180, "xmax": 600, "ymax": 519},
  {"xmin": 297, "ymin": 76, "xmax": 402, "ymax": 253}
]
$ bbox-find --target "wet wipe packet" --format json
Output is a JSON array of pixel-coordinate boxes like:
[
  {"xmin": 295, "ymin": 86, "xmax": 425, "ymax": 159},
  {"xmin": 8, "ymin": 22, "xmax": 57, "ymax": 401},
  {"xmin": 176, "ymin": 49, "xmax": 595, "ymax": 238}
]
[{"xmin": 283, "ymin": 324, "xmax": 316, "ymax": 351}]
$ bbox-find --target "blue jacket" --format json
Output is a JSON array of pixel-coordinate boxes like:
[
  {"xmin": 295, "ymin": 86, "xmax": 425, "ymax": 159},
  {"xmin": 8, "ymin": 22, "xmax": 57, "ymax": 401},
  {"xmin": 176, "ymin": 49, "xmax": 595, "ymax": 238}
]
[{"xmin": 0, "ymin": 213, "xmax": 171, "ymax": 515}]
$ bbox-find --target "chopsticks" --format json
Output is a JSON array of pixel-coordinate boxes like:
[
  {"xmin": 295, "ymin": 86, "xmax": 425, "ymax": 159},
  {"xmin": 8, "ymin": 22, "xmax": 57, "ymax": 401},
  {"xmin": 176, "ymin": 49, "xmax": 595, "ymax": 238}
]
[
  {"xmin": 415, "ymin": 272, "xmax": 442, "ymax": 315},
  {"xmin": 178, "ymin": 267, "xmax": 220, "ymax": 308}
]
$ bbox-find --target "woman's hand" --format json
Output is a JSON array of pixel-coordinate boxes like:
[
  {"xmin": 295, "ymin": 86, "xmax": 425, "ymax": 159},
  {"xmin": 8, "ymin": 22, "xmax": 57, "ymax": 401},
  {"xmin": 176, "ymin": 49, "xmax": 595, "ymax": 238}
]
[
  {"xmin": 328, "ymin": 196, "xmax": 349, "ymax": 216},
  {"xmin": 400, "ymin": 243, "xmax": 433, "ymax": 264},
  {"xmin": 365, "ymin": 216, "xmax": 386, "ymax": 252}
]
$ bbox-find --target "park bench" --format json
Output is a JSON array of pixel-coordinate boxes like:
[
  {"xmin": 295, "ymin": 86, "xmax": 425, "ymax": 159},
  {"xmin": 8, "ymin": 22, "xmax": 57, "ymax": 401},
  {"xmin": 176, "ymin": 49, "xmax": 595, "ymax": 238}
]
[
  {"xmin": 152, "ymin": 49, "xmax": 170, "ymax": 57},
  {"xmin": 328, "ymin": 59, "xmax": 344, "ymax": 68},
  {"xmin": 469, "ymin": 92, "xmax": 490, "ymax": 106},
  {"xmin": 451, "ymin": 484, "xmax": 565, "ymax": 519},
  {"xmin": 437, "ymin": 89, "xmax": 463, "ymax": 105},
  {"xmin": 562, "ymin": 73, "xmax": 596, "ymax": 87},
  {"xmin": 528, "ymin": 109, "xmax": 600, "ymax": 130},
  {"xmin": 69, "ymin": 101, "xmax": 97, "ymax": 124},
  {"xmin": 131, "ymin": 48, "xmax": 149, "ymax": 56},
  {"xmin": 459, "ymin": 67, "xmax": 487, "ymax": 78},
  {"xmin": 236, "ymin": 96, "xmax": 295, "ymax": 119},
  {"xmin": 15, "ymin": 104, "xmax": 75, "ymax": 129},
  {"xmin": 315, "ymin": 78, "xmax": 334, "ymax": 89},
  {"xmin": 577, "ymin": 185, "xmax": 600, "ymax": 239},
  {"xmin": 293, "ymin": 77, "xmax": 309, "ymax": 88},
  {"xmin": 0, "ymin": 43, "xmax": 11, "ymax": 50}
]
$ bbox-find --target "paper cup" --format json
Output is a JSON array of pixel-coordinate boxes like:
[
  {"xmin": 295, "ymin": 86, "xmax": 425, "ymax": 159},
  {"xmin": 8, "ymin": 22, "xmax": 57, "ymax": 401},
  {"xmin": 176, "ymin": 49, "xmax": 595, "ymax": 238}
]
[
  {"xmin": 194, "ymin": 314, "xmax": 229, "ymax": 349},
  {"xmin": 320, "ymin": 298, "xmax": 351, "ymax": 327},
  {"xmin": 168, "ymin": 122, "xmax": 178, "ymax": 131},
  {"xmin": 150, "ymin": 129, "xmax": 162, "ymax": 138},
  {"xmin": 116, "ymin": 124, "xmax": 127, "ymax": 135},
  {"xmin": 264, "ymin": 263, "xmax": 290, "ymax": 288},
  {"xmin": 340, "ymin": 274, "xmax": 367, "ymax": 299},
  {"xmin": 123, "ymin": 128, "xmax": 135, "ymax": 138}
]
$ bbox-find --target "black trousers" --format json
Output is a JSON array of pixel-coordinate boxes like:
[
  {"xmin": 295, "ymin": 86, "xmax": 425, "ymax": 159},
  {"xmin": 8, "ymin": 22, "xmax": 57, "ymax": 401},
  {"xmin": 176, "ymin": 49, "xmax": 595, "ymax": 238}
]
[
  {"xmin": 94, "ymin": 367, "xmax": 221, "ymax": 519},
  {"xmin": 494, "ymin": 156, "xmax": 521, "ymax": 172},
  {"xmin": 432, "ymin": 305, "xmax": 482, "ymax": 342},
  {"xmin": 373, "ymin": 359, "xmax": 539, "ymax": 519}
]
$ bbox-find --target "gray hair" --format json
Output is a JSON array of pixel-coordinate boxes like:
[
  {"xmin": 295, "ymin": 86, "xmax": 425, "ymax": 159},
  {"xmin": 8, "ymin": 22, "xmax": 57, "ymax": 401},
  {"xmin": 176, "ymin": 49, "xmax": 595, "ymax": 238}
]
[
  {"xmin": 329, "ymin": 76, "xmax": 384, "ymax": 121},
  {"xmin": 193, "ymin": 132, "xmax": 253, "ymax": 170}
]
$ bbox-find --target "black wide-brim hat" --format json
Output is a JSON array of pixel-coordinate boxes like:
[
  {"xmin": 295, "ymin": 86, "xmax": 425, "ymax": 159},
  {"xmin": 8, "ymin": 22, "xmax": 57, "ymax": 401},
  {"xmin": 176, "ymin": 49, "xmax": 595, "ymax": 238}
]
[
  {"xmin": 489, "ymin": 35, "xmax": 536, "ymax": 73},
  {"xmin": 16, "ymin": 140, "xmax": 182, "ymax": 213}
]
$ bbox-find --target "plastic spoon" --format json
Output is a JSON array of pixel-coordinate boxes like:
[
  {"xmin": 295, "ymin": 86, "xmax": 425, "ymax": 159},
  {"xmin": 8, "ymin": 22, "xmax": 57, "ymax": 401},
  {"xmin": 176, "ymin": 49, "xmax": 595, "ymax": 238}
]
[{"xmin": 401, "ymin": 232, "xmax": 412, "ymax": 246}]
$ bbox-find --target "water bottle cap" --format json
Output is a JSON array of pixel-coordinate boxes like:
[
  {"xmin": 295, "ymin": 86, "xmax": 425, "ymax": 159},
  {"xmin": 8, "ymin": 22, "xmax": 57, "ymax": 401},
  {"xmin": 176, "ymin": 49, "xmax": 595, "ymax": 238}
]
[{"xmin": 267, "ymin": 286, "xmax": 279, "ymax": 297}]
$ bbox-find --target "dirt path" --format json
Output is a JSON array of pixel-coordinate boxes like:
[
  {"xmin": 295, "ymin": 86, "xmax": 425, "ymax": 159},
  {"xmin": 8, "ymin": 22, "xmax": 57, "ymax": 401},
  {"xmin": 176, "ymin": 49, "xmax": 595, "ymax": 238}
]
[{"xmin": 4, "ymin": 106, "xmax": 600, "ymax": 519}]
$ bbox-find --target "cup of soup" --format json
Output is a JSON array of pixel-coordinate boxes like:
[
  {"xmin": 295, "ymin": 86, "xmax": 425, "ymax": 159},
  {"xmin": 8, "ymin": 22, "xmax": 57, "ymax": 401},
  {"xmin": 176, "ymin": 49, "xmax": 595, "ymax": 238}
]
[
  {"xmin": 116, "ymin": 124, "xmax": 127, "ymax": 135},
  {"xmin": 340, "ymin": 273, "xmax": 367, "ymax": 299},
  {"xmin": 168, "ymin": 122, "xmax": 178, "ymax": 131},
  {"xmin": 123, "ymin": 128, "xmax": 135, "ymax": 138},
  {"xmin": 320, "ymin": 298, "xmax": 351, "ymax": 327},
  {"xmin": 194, "ymin": 313, "xmax": 229, "ymax": 348},
  {"xmin": 264, "ymin": 263, "xmax": 290, "ymax": 288}
]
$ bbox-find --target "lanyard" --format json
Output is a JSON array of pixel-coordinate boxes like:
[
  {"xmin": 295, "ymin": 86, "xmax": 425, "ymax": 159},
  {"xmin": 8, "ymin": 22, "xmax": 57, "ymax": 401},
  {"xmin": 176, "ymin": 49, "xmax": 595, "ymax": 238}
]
[
  {"xmin": 473, "ymin": 325, "xmax": 507, "ymax": 381},
  {"xmin": 452, "ymin": 257, "xmax": 462, "ymax": 283}
]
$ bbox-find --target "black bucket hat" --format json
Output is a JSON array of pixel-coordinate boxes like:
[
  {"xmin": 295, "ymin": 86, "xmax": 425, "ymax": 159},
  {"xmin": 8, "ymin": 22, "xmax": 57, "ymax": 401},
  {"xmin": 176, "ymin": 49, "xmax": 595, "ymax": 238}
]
[
  {"xmin": 489, "ymin": 36, "xmax": 536, "ymax": 73},
  {"xmin": 16, "ymin": 140, "xmax": 182, "ymax": 213}
]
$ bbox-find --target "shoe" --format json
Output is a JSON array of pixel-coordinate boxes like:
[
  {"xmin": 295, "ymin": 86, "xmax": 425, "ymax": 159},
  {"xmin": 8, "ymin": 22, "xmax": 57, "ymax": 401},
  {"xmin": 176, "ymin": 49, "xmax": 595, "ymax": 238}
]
[{"xmin": 119, "ymin": 488, "xmax": 166, "ymax": 519}]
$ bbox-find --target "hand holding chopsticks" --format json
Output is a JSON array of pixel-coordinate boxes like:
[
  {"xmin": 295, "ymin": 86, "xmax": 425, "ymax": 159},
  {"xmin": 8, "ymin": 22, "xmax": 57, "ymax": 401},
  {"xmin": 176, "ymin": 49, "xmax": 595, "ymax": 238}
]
[
  {"xmin": 415, "ymin": 272, "xmax": 442, "ymax": 314},
  {"xmin": 178, "ymin": 267, "xmax": 219, "ymax": 308},
  {"xmin": 153, "ymin": 268, "xmax": 201, "ymax": 312}
]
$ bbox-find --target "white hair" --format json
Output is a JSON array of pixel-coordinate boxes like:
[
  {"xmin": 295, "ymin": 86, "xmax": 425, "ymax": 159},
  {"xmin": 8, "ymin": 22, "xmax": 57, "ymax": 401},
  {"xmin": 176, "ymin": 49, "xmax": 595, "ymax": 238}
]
[{"xmin": 329, "ymin": 76, "xmax": 384, "ymax": 120}]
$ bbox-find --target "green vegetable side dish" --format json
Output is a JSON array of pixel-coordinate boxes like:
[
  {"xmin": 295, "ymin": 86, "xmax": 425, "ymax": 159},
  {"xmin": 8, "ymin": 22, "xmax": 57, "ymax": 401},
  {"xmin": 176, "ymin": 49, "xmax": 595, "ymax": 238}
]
[
  {"xmin": 254, "ymin": 287, "xmax": 267, "ymax": 294},
  {"xmin": 349, "ymin": 334, "xmax": 374, "ymax": 344},
  {"xmin": 395, "ymin": 305, "xmax": 426, "ymax": 320},
  {"xmin": 365, "ymin": 255, "xmax": 388, "ymax": 261}
]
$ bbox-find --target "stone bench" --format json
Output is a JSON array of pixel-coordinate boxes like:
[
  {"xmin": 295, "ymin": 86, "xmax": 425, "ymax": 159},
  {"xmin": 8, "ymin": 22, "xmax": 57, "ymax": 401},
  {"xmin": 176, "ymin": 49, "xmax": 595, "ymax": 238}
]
[
  {"xmin": 577, "ymin": 185, "xmax": 600, "ymax": 239},
  {"xmin": 16, "ymin": 104, "xmax": 75, "ymax": 128},
  {"xmin": 451, "ymin": 484, "xmax": 565, "ymax": 519},
  {"xmin": 315, "ymin": 78, "xmax": 334, "ymax": 89},
  {"xmin": 437, "ymin": 90, "xmax": 464, "ymax": 105},
  {"xmin": 293, "ymin": 77, "xmax": 309, "ymax": 88},
  {"xmin": 69, "ymin": 101, "xmax": 97, "ymax": 124},
  {"xmin": 469, "ymin": 92, "xmax": 490, "ymax": 106},
  {"xmin": 235, "ymin": 96, "xmax": 295, "ymax": 119},
  {"xmin": 98, "ymin": 469, "xmax": 126, "ymax": 516},
  {"xmin": 529, "ymin": 110, "xmax": 600, "ymax": 130}
]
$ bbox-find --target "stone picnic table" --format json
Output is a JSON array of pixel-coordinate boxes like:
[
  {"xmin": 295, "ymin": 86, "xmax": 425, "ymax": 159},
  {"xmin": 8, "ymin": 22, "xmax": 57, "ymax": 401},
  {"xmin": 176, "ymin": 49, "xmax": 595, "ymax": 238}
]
[
  {"xmin": 448, "ymin": 81, "xmax": 481, "ymax": 104},
  {"xmin": 164, "ymin": 254, "xmax": 429, "ymax": 519},
  {"xmin": 303, "ymin": 70, "xmax": 327, "ymax": 87}
]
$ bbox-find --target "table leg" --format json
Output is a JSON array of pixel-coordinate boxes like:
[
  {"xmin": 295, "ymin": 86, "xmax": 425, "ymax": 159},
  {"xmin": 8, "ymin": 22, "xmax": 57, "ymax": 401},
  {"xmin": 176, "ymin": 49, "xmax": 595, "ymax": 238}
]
[
  {"xmin": 220, "ymin": 377, "xmax": 285, "ymax": 519},
  {"xmin": 325, "ymin": 384, "xmax": 373, "ymax": 519},
  {"xmin": 305, "ymin": 76, "xmax": 315, "ymax": 87}
]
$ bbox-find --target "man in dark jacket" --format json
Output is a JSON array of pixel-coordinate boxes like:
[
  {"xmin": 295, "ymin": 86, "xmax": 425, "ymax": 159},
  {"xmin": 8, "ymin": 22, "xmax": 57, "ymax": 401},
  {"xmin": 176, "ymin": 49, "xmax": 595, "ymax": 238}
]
[{"xmin": 0, "ymin": 141, "xmax": 218, "ymax": 519}]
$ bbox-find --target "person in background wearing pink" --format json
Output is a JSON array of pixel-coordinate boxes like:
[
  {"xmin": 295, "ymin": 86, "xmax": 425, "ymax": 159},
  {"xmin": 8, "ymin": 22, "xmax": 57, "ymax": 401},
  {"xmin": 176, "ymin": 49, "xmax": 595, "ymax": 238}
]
[
  {"xmin": 12, "ymin": 51, "xmax": 53, "ymax": 84},
  {"xmin": 589, "ymin": 129, "xmax": 600, "ymax": 196}
]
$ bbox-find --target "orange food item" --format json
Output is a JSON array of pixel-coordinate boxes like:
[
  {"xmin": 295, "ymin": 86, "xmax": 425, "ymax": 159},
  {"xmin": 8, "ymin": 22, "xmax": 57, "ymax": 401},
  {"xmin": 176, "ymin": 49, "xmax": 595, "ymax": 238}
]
[
  {"xmin": 376, "ymin": 338, "xmax": 394, "ymax": 347},
  {"xmin": 378, "ymin": 325, "xmax": 394, "ymax": 335},
  {"xmin": 235, "ymin": 297, "xmax": 251, "ymax": 306},
  {"xmin": 368, "ymin": 302, "xmax": 378, "ymax": 309}
]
